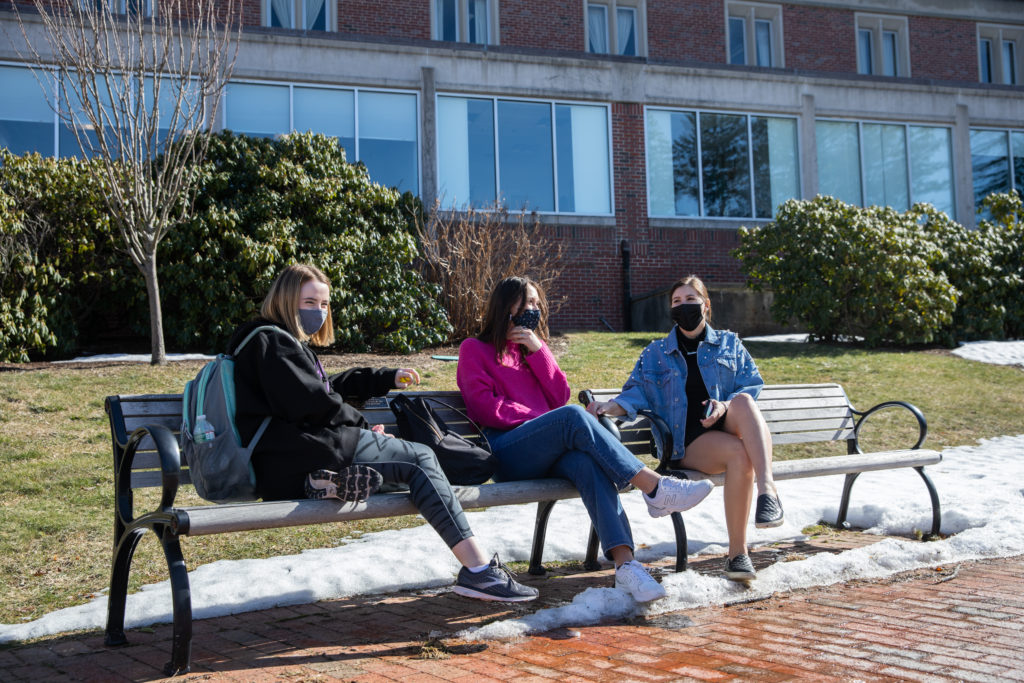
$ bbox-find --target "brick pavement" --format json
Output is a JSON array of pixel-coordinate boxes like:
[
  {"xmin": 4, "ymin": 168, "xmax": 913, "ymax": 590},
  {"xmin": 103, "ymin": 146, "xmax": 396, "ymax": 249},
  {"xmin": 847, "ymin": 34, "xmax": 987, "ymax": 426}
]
[{"xmin": 2, "ymin": 531, "xmax": 1022, "ymax": 682}]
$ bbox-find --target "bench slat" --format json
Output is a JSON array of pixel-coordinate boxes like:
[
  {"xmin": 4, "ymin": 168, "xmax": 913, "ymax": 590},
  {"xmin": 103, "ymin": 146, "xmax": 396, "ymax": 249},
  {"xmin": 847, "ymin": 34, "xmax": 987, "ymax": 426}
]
[
  {"xmin": 181, "ymin": 478, "xmax": 582, "ymax": 536},
  {"xmin": 768, "ymin": 417, "xmax": 855, "ymax": 434},
  {"xmin": 676, "ymin": 449, "xmax": 941, "ymax": 486},
  {"xmin": 772, "ymin": 429, "xmax": 855, "ymax": 444}
]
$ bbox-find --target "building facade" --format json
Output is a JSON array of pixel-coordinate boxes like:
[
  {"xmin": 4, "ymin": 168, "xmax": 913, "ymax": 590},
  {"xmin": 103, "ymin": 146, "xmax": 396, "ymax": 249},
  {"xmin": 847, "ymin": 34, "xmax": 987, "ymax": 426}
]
[{"xmin": 1, "ymin": 0, "xmax": 1022, "ymax": 332}]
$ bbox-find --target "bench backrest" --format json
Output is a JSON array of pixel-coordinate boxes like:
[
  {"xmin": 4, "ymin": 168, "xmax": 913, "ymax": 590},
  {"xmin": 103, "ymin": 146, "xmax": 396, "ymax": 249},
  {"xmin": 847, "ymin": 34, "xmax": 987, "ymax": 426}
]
[
  {"xmin": 587, "ymin": 383, "xmax": 856, "ymax": 459},
  {"xmin": 105, "ymin": 391, "xmax": 482, "ymax": 491}
]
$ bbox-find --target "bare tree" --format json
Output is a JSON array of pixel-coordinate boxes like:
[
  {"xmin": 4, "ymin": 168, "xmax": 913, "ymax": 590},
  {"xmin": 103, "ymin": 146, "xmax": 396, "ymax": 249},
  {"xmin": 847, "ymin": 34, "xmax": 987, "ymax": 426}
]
[{"xmin": 10, "ymin": 0, "xmax": 240, "ymax": 363}]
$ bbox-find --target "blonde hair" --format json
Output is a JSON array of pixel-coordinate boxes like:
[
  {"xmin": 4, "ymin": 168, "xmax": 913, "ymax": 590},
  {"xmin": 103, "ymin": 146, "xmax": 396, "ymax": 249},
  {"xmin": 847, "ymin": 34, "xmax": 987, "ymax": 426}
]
[
  {"xmin": 669, "ymin": 274, "xmax": 712, "ymax": 324},
  {"xmin": 260, "ymin": 264, "xmax": 335, "ymax": 346}
]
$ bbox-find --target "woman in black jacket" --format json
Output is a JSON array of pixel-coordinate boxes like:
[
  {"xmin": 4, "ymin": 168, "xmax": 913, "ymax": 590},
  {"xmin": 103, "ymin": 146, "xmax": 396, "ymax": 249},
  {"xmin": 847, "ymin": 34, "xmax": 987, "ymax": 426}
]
[{"xmin": 228, "ymin": 264, "xmax": 537, "ymax": 602}]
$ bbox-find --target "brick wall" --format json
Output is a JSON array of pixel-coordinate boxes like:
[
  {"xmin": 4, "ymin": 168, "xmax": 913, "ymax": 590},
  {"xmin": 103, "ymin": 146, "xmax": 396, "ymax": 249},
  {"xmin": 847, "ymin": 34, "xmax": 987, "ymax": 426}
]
[
  {"xmin": 783, "ymin": 4, "xmax": 857, "ymax": 73},
  {"xmin": 647, "ymin": 0, "xmax": 725, "ymax": 63},
  {"xmin": 337, "ymin": 0, "xmax": 430, "ymax": 39},
  {"xmin": 909, "ymin": 15, "xmax": 977, "ymax": 81},
  {"xmin": 500, "ymin": 0, "xmax": 584, "ymax": 51}
]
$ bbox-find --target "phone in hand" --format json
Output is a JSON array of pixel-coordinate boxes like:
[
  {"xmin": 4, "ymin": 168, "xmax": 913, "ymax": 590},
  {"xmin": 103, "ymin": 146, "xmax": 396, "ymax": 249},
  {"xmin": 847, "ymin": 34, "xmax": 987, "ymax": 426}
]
[{"xmin": 702, "ymin": 400, "xmax": 715, "ymax": 420}]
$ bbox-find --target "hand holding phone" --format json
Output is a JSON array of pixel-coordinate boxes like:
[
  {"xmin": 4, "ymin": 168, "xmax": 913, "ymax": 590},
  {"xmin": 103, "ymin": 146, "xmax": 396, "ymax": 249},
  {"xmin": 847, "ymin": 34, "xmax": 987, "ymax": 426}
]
[{"xmin": 702, "ymin": 400, "xmax": 715, "ymax": 421}]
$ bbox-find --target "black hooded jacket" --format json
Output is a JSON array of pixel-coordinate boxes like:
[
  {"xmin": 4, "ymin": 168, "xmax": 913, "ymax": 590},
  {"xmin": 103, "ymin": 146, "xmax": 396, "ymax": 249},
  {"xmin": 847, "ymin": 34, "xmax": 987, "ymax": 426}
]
[{"xmin": 227, "ymin": 318, "xmax": 397, "ymax": 500}]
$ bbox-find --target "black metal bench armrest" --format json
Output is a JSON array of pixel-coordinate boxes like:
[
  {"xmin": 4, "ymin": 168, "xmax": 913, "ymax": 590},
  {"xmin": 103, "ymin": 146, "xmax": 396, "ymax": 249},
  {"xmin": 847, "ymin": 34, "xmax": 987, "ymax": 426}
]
[
  {"xmin": 636, "ymin": 409, "xmax": 674, "ymax": 472},
  {"xmin": 851, "ymin": 401, "xmax": 928, "ymax": 453},
  {"xmin": 122, "ymin": 424, "xmax": 183, "ymax": 514}
]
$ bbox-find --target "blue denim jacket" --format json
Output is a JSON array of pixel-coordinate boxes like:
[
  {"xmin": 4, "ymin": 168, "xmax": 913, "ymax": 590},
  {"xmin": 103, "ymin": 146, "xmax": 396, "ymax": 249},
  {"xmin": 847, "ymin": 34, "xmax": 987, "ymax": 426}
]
[{"xmin": 613, "ymin": 324, "xmax": 764, "ymax": 460}]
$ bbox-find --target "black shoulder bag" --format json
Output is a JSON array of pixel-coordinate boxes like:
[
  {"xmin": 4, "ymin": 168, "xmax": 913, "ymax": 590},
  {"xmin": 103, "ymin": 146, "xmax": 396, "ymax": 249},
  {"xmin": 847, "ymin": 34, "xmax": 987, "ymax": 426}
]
[{"xmin": 388, "ymin": 394, "xmax": 497, "ymax": 485}]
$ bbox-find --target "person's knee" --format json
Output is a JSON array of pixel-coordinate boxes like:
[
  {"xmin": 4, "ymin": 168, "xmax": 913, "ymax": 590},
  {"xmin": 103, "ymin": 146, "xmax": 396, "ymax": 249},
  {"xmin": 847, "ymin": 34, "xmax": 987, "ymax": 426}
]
[
  {"xmin": 729, "ymin": 392, "xmax": 756, "ymax": 415},
  {"xmin": 561, "ymin": 403, "xmax": 589, "ymax": 423}
]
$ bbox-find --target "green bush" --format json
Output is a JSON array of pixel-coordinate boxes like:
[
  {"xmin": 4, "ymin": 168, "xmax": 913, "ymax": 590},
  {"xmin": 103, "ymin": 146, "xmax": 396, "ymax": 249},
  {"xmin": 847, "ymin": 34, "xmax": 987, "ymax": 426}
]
[
  {"xmin": 977, "ymin": 191, "xmax": 1023, "ymax": 338},
  {"xmin": 734, "ymin": 196, "xmax": 956, "ymax": 347},
  {"xmin": 0, "ymin": 152, "xmax": 130, "ymax": 361},
  {"xmin": 156, "ymin": 131, "xmax": 451, "ymax": 353}
]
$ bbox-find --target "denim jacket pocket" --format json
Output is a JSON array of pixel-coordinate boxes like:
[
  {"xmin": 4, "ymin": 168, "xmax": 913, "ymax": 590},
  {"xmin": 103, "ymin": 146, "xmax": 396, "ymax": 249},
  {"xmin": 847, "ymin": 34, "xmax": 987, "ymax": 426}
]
[
  {"xmin": 714, "ymin": 355, "xmax": 738, "ymax": 386},
  {"xmin": 642, "ymin": 368, "xmax": 673, "ymax": 389}
]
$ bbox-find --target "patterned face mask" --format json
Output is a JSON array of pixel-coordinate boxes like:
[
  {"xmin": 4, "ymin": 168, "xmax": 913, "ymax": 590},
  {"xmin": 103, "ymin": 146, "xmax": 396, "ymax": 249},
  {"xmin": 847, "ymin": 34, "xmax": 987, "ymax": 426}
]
[{"xmin": 511, "ymin": 308, "xmax": 541, "ymax": 331}]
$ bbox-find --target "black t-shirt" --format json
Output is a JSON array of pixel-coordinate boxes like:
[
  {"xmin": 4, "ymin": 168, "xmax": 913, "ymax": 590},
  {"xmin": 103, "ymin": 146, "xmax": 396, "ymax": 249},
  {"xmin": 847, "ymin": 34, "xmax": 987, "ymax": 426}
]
[{"xmin": 676, "ymin": 327, "xmax": 710, "ymax": 447}]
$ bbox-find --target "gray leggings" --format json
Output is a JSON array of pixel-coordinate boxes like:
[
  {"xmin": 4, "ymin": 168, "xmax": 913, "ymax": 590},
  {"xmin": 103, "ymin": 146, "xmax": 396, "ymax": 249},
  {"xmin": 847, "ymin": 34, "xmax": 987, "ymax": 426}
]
[{"xmin": 352, "ymin": 430, "xmax": 474, "ymax": 549}]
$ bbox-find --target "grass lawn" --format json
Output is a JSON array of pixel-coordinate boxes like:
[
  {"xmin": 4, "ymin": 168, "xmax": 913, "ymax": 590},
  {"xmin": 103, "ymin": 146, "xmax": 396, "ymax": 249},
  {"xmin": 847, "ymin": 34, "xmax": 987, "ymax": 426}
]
[{"xmin": 1, "ymin": 331, "xmax": 1021, "ymax": 627}]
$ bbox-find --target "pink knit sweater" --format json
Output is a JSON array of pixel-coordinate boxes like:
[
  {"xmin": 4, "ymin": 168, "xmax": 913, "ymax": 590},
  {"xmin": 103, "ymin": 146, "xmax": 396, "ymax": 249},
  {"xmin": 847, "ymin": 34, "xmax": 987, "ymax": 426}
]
[{"xmin": 456, "ymin": 337, "xmax": 571, "ymax": 430}]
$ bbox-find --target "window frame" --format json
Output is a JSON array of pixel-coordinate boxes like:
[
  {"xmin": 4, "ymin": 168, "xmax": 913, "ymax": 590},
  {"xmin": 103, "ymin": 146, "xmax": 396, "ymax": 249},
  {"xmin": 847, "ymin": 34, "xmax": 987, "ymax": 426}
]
[
  {"xmin": 431, "ymin": 0, "xmax": 499, "ymax": 45},
  {"xmin": 584, "ymin": 0, "xmax": 647, "ymax": 58},
  {"xmin": 643, "ymin": 104, "xmax": 802, "ymax": 221},
  {"xmin": 263, "ymin": 0, "xmax": 335, "ymax": 32},
  {"xmin": 726, "ymin": 1, "xmax": 784, "ymax": 68},
  {"xmin": 816, "ymin": 117, "xmax": 957, "ymax": 215},
  {"xmin": 977, "ymin": 24, "xmax": 1022, "ymax": 85},
  {"xmin": 222, "ymin": 79, "xmax": 421, "ymax": 195},
  {"xmin": 79, "ymin": 0, "xmax": 154, "ymax": 16},
  {"xmin": 855, "ymin": 13, "xmax": 910, "ymax": 78},
  {"xmin": 969, "ymin": 126, "xmax": 1024, "ymax": 204},
  {"xmin": 435, "ymin": 92, "xmax": 615, "ymax": 216}
]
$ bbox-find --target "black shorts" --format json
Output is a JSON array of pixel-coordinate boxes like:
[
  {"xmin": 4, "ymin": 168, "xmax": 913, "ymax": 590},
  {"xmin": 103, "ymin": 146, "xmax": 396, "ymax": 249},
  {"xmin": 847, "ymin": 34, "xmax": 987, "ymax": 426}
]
[{"xmin": 683, "ymin": 413, "xmax": 726, "ymax": 448}]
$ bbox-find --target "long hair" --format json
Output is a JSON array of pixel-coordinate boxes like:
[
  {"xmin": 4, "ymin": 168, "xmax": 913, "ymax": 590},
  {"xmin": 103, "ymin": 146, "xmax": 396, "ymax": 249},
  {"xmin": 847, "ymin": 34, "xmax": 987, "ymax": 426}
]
[
  {"xmin": 476, "ymin": 276, "xmax": 550, "ymax": 360},
  {"xmin": 260, "ymin": 264, "xmax": 336, "ymax": 346},
  {"xmin": 668, "ymin": 274, "xmax": 713, "ymax": 324}
]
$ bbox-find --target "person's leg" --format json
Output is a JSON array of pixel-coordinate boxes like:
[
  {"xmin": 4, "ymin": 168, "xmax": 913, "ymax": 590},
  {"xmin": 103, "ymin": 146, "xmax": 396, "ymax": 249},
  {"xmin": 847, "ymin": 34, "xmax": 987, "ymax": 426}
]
[
  {"xmin": 679, "ymin": 431, "xmax": 753, "ymax": 559},
  {"xmin": 720, "ymin": 393, "xmax": 776, "ymax": 496},
  {"xmin": 550, "ymin": 450, "xmax": 635, "ymax": 563},
  {"xmin": 351, "ymin": 430, "xmax": 475, "ymax": 552}
]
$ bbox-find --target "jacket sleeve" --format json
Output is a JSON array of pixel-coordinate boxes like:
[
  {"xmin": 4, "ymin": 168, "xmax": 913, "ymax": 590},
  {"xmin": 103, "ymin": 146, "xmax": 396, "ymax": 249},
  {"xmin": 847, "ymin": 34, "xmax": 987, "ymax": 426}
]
[
  {"xmin": 612, "ymin": 349, "xmax": 654, "ymax": 420},
  {"xmin": 246, "ymin": 331, "xmax": 370, "ymax": 432},
  {"xmin": 725, "ymin": 339, "xmax": 764, "ymax": 401},
  {"xmin": 524, "ymin": 343, "xmax": 571, "ymax": 409},
  {"xmin": 329, "ymin": 367, "xmax": 398, "ymax": 401},
  {"xmin": 456, "ymin": 339, "xmax": 541, "ymax": 429}
]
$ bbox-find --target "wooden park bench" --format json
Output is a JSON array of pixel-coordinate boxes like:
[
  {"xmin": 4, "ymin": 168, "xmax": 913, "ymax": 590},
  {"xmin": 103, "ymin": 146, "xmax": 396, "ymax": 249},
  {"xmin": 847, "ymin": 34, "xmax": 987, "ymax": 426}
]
[
  {"xmin": 103, "ymin": 390, "xmax": 607, "ymax": 676},
  {"xmin": 581, "ymin": 382, "xmax": 943, "ymax": 572}
]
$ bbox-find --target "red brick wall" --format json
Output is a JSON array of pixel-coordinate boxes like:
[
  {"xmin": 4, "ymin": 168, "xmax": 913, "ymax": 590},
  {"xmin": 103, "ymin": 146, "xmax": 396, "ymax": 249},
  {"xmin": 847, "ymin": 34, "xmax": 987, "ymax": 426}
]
[
  {"xmin": 337, "ymin": 0, "xmax": 430, "ymax": 39},
  {"xmin": 782, "ymin": 4, "xmax": 857, "ymax": 73},
  {"xmin": 647, "ymin": 0, "xmax": 725, "ymax": 63},
  {"xmin": 500, "ymin": 0, "xmax": 584, "ymax": 51},
  {"xmin": 909, "ymin": 15, "xmax": 977, "ymax": 81}
]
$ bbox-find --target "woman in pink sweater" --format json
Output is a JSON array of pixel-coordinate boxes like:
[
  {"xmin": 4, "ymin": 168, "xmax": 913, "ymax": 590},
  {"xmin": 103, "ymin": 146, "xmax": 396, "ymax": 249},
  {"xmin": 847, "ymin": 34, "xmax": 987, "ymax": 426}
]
[{"xmin": 457, "ymin": 277, "xmax": 715, "ymax": 603}]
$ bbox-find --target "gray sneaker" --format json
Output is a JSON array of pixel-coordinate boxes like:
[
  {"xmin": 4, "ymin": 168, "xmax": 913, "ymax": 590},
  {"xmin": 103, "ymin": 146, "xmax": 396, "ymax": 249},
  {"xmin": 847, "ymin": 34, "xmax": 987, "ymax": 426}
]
[
  {"xmin": 643, "ymin": 476, "xmax": 715, "ymax": 517},
  {"xmin": 453, "ymin": 554, "xmax": 539, "ymax": 602},
  {"xmin": 725, "ymin": 554, "xmax": 756, "ymax": 581}
]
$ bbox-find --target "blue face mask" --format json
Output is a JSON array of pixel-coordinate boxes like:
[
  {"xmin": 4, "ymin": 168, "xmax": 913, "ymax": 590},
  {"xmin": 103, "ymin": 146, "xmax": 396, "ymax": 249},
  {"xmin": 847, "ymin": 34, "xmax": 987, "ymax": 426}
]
[
  {"xmin": 511, "ymin": 308, "xmax": 541, "ymax": 331},
  {"xmin": 298, "ymin": 307, "xmax": 328, "ymax": 336}
]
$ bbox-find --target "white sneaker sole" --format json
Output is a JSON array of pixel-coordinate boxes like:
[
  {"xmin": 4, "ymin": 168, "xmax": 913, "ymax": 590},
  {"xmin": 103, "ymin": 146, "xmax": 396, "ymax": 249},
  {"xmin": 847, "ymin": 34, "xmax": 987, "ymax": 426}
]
[
  {"xmin": 616, "ymin": 582, "xmax": 667, "ymax": 602},
  {"xmin": 451, "ymin": 585, "xmax": 538, "ymax": 602},
  {"xmin": 755, "ymin": 517, "xmax": 785, "ymax": 529},
  {"xmin": 645, "ymin": 480, "xmax": 715, "ymax": 517}
]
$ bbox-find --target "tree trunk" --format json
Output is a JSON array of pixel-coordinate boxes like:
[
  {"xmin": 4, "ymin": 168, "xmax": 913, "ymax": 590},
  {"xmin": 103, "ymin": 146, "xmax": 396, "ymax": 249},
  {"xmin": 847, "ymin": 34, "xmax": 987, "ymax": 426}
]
[{"xmin": 142, "ymin": 255, "xmax": 167, "ymax": 365}]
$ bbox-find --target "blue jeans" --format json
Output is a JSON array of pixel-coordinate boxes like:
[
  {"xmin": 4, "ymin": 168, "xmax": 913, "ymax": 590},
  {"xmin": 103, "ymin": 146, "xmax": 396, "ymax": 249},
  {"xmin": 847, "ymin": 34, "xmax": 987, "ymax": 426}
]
[{"xmin": 484, "ymin": 404, "xmax": 645, "ymax": 559}]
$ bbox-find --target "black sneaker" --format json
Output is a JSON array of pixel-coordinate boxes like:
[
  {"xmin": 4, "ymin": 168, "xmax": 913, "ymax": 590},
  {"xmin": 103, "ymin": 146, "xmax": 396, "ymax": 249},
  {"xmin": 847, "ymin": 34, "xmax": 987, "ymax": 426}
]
[
  {"xmin": 754, "ymin": 493, "xmax": 784, "ymax": 528},
  {"xmin": 305, "ymin": 466, "xmax": 383, "ymax": 502},
  {"xmin": 453, "ymin": 554, "xmax": 539, "ymax": 602},
  {"xmin": 725, "ymin": 554, "xmax": 756, "ymax": 581}
]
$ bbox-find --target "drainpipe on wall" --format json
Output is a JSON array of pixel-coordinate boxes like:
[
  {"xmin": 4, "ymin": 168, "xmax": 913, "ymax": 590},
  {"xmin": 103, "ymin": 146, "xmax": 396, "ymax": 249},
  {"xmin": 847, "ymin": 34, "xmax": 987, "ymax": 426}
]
[{"xmin": 621, "ymin": 239, "xmax": 632, "ymax": 332}]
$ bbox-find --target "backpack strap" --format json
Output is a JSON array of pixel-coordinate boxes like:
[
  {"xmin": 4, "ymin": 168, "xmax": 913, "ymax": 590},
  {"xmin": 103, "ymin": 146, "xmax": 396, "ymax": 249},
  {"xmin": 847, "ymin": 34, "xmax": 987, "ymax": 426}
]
[
  {"xmin": 421, "ymin": 397, "xmax": 492, "ymax": 453},
  {"xmin": 233, "ymin": 324, "xmax": 291, "ymax": 356}
]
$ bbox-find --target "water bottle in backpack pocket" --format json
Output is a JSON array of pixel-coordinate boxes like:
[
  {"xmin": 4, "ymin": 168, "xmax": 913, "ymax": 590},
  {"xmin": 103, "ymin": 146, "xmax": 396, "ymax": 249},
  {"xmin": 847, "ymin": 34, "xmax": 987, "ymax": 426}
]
[{"xmin": 180, "ymin": 325, "xmax": 282, "ymax": 503}]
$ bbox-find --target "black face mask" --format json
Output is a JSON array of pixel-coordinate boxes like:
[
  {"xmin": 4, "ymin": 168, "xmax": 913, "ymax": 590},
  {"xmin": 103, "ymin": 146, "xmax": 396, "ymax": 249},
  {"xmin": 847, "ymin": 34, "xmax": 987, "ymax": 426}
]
[
  {"xmin": 511, "ymin": 308, "xmax": 541, "ymax": 331},
  {"xmin": 670, "ymin": 303, "xmax": 704, "ymax": 332}
]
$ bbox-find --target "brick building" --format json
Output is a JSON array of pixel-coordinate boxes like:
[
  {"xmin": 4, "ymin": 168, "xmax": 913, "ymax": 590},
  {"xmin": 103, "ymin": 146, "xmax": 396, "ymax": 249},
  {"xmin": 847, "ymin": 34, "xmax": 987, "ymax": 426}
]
[{"xmin": 1, "ymin": 1, "xmax": 1022, "ymax": 332}]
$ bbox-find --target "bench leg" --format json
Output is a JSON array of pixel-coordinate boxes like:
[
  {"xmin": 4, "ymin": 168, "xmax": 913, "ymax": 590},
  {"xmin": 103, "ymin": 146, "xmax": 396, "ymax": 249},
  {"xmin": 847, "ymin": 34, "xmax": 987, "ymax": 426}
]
[
  {"xmin": 670, "ymin": 511, "xmax": 689, "ymax": 571},
  {"xmin": 529, "ymin": 501, "xmax": 557, "ymax": 575},
  {"xmin": 836, "ymin": 472, "xmax": 859, "ymax": 529},
  {"xmin": 105, "ymin": 527, "xmax": 146, "ymax": 648},
  {"xmin": 160, "ymin": 530, "xmax": 193, "ymax": 677},
  {"xmin": 584, "ymin": 525, "xmax": 601, "ymax": 571},
  {"xmin": 914, "ymin": 466, "xmax": 942, "ymax": 538}
]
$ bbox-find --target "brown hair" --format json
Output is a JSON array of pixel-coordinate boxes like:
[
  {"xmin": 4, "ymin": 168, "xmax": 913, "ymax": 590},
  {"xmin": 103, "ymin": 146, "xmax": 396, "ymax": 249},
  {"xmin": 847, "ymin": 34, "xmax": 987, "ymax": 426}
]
[
  {"xmin": 260, "ymin": 264, "xmax": 335, "ymax": 346},
  {"xmin": 668, "ymin": 274, "xmax": 712, "ymax": 324},
  {"xmin": 476, "ymin": 276, "xmax": 550, "ymax": 360}
]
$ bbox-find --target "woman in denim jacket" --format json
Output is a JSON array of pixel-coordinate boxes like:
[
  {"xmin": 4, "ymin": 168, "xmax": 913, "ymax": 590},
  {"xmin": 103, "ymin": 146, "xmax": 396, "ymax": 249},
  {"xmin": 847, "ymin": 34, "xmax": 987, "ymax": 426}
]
[{"xmin": 586, "ymin": 275, "xmax": 783, "ymax": 582}]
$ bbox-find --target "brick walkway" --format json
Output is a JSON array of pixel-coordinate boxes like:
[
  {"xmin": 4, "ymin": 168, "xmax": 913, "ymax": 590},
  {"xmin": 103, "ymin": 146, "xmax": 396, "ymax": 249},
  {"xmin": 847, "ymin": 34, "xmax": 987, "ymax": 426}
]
[{"xmin": 2, "ymin": 532, "xmax": 1022, "ymax": 682}]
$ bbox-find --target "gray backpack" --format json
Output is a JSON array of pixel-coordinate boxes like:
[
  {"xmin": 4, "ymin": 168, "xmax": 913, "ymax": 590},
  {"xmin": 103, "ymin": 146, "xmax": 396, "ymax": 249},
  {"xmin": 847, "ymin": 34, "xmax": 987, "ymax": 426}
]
[{"xmin": 180, "ymin": 325, "xmax": 282, "ymax": 503}]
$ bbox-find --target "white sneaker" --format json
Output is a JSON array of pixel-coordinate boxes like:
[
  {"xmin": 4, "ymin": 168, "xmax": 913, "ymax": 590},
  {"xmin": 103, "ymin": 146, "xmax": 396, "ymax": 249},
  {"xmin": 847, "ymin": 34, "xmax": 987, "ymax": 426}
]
[
  {"xmin": 615, "ymin": 560, "xmax": 667, "ymax": 603},
  {"xmin": 643, "ymin": 476, "xmax": 714, "ymax": 518}
]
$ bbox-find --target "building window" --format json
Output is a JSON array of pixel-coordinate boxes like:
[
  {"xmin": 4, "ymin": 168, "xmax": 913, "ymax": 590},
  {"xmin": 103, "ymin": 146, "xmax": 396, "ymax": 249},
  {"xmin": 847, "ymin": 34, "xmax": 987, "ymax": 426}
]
[
  {"xmin": 855, "ymin": 14, "xmax": 909, "ymax": 77},
  {"xmin": 0, "ymin": 65, "xmax": 56, "ymax": 157},
  {"xmin": 586, "ymin": 1, "xmax": 644, "ymax": 57},
  {"xmin": 646, "ymin": 108, "xmax": 799, "ymax": 219},
  {"xmin": 265, "ymin": 0, "xmax": 331, "ymax": 32},
  {"xmin": 727, "ymin": 2, "xmax": 783, "ymax": 68},
  {"xmin": 434, "ymin": 0, "xmax": 495, "ymax": 45},
  {"xmin": 816, "ymin": 119, "xmax": 955, "ymax": 216},
  {"xmin": 224, "ymin": 82, "xmax": 419, "ymax": 194},
  {"xmin": 970, "ymin": 129, "xmax": 1024, "ymax": 211},
  {"xmin": 437, "ymin": 95, "xmax": 612, "ymax": 215},
  {"xmin": 80, "ymin": 0, "xmax": 153, "ymax": 16},
  {"xmin": 978, "ymin": 25, "xmax": 1022, "ymax": 85}
]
